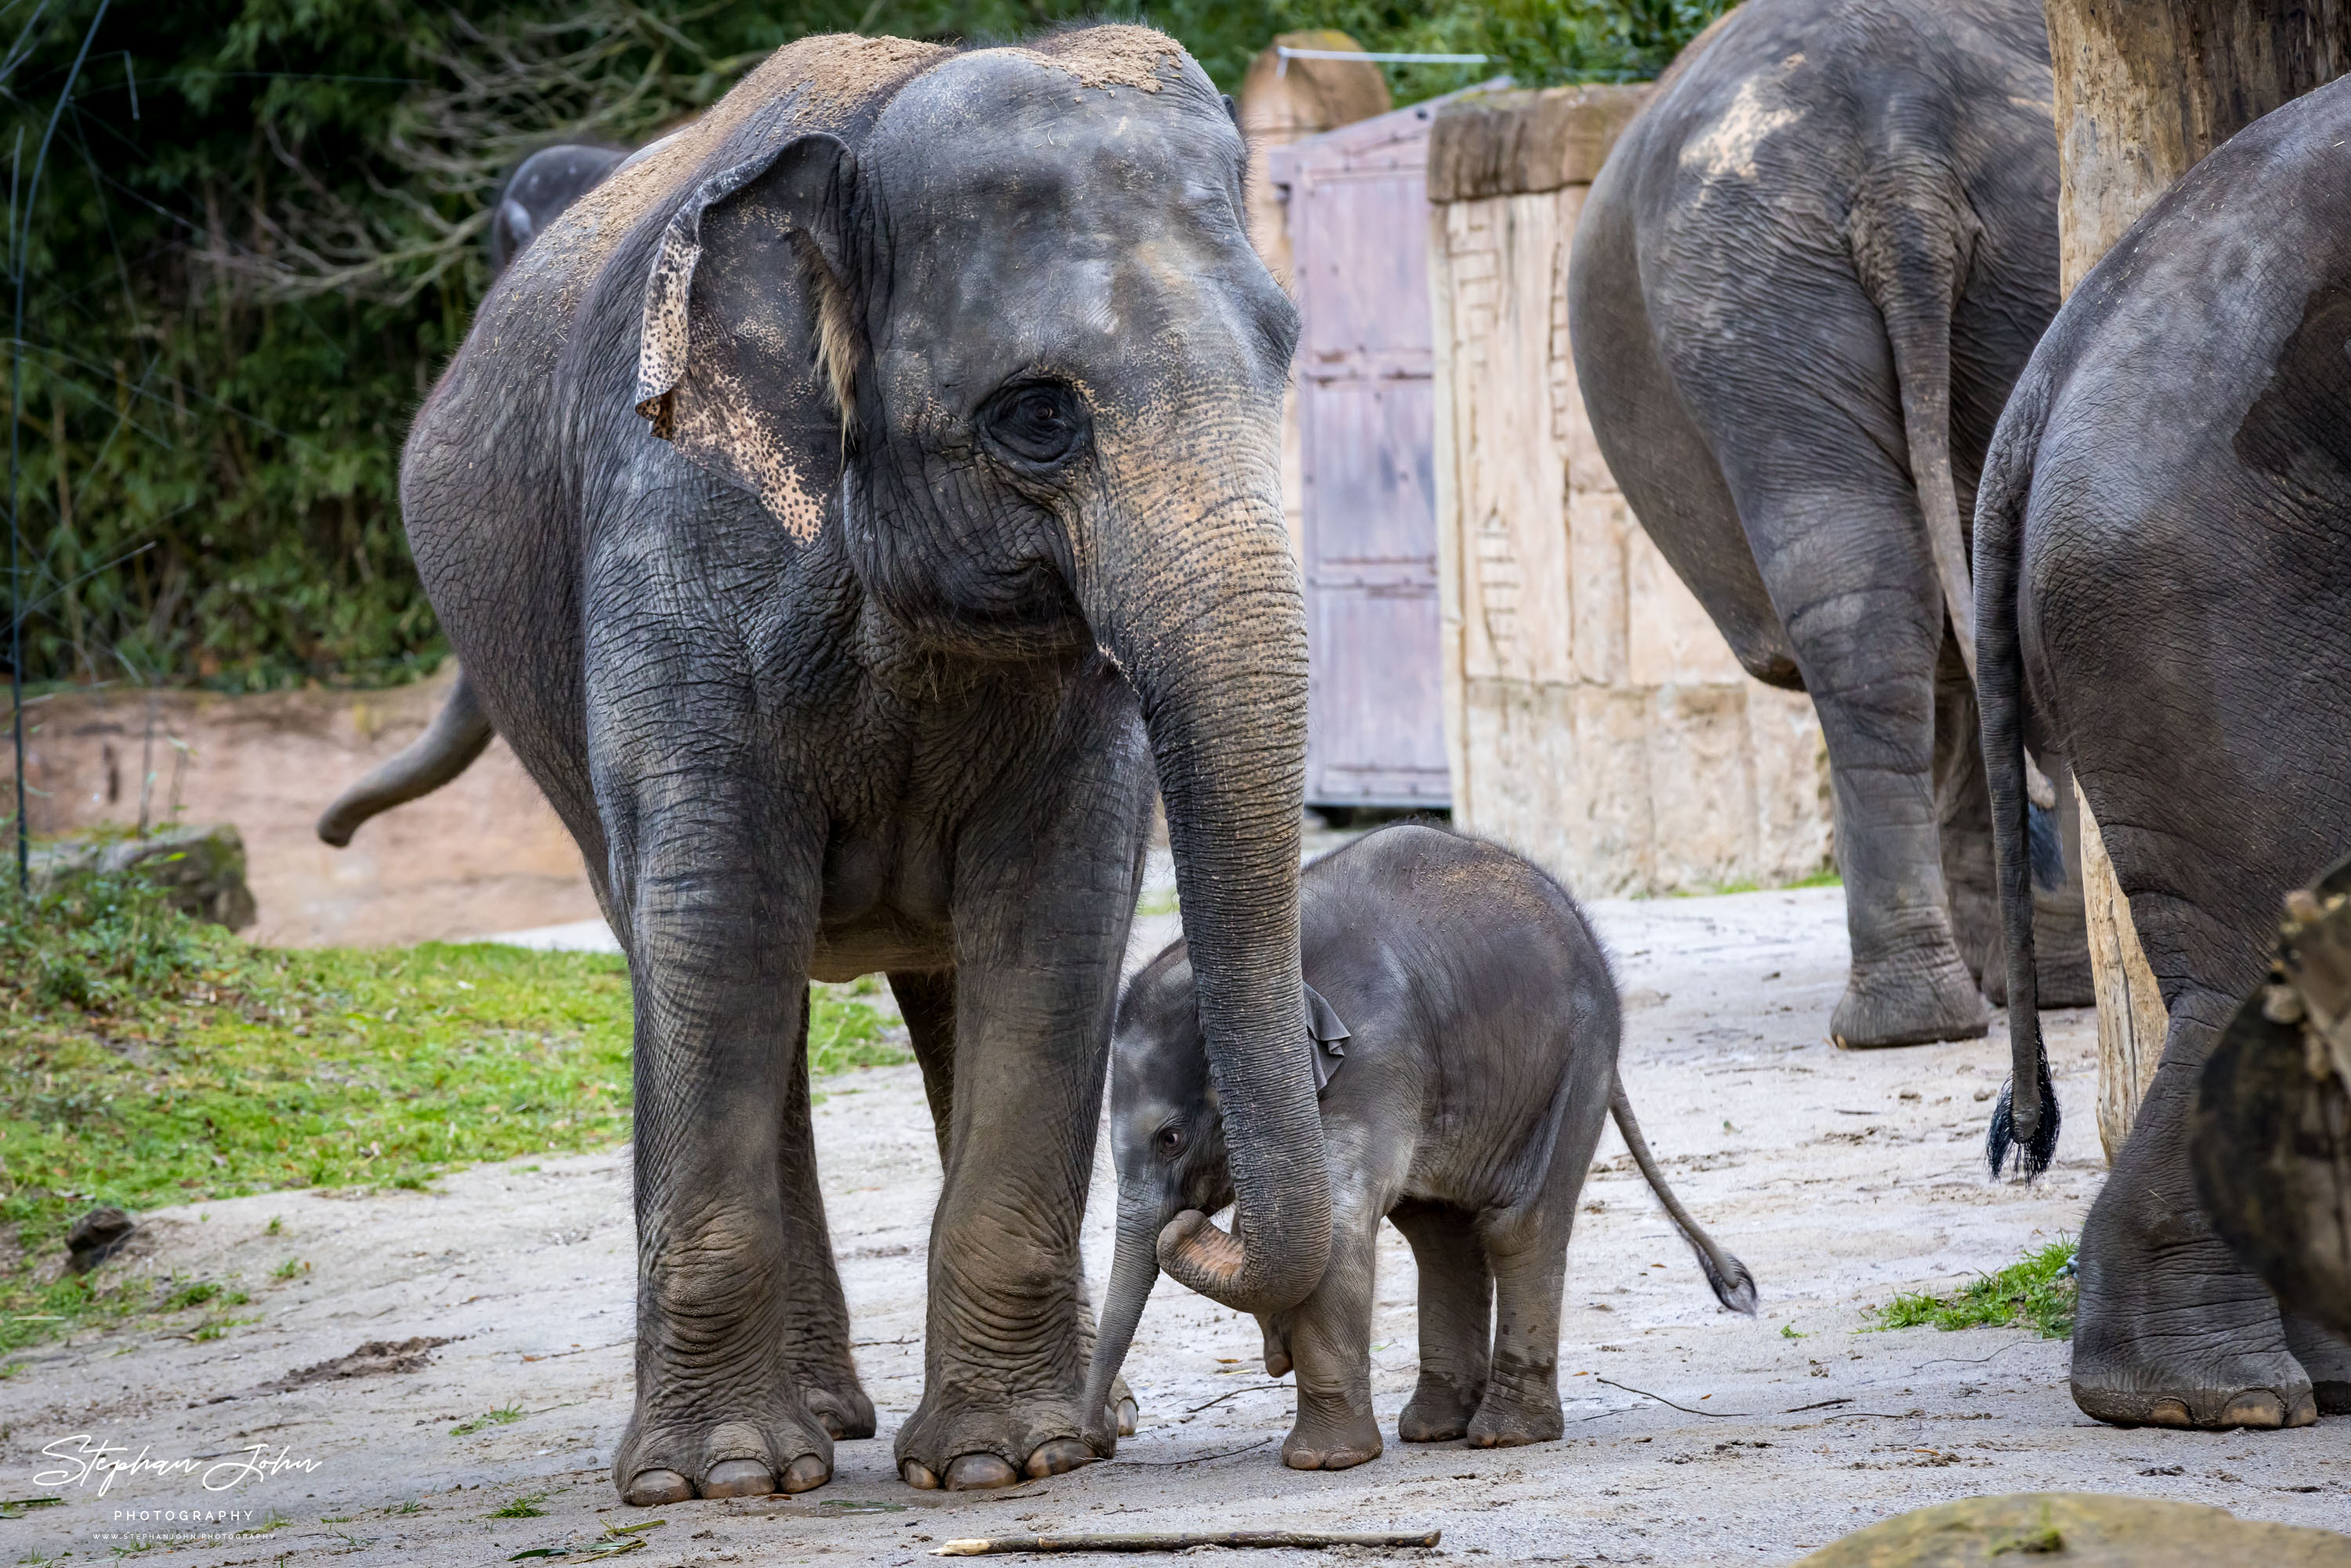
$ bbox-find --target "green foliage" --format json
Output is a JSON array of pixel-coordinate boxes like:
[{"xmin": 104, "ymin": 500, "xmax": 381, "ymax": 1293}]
[
  {"xmin": 1870, "ymin": 1240, "xmax": 2079, "ymax": 1341},
  {"xmin": 7, "ymin": 0, "xmax": 1728, "ymax": 692},
  {"xmin": 0, "ymin": 871, "xmax": 902, "ymax": 1349}
]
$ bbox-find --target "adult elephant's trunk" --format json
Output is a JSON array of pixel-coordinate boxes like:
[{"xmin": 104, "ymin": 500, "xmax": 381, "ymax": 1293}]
[
  {"xmin": 1079, "ymin": 1194, "xmax": 1165, "ymax": 1454},
  {"xmin": 1078, "ymin": 447, "xmax": 1331, "ymax": 1321}
]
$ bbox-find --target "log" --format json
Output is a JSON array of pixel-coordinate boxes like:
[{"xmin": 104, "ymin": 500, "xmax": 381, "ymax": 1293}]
[
  {"xmin": 933, "ymin": 1531, "xmax": 1442, "ymax": 1556},
  {"xmin": 2079, "ymin": 784, "xmax": 2171, "ymax": 1161},
  {"xmin": 2192, "ymin": 860, "xmax": 2351, "ymax": 1342},
  {"xmin": 2043, "ymin": 0, "xmax": 2351, "ymax": 1159}
]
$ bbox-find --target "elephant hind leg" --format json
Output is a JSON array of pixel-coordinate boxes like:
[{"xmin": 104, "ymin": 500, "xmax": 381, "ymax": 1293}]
[
  {"xmin": 2072, "ymin": 989, "xmax": 2313, "ymax": 1432},
  {"xmin": 777, "ymin": 989, "xmax": 876, "ymax": 1443},
  {"xmin": 889, "ymin": 970, "xmax": 957, "ymax": 1168},
  {"xmin": 1465, "ymin": 1202, "xmax": 1569, "ymax": 1450},
  {"xmin": 1391, "ymin": 1200, "xmax": 1491, "ymax": 1442}
]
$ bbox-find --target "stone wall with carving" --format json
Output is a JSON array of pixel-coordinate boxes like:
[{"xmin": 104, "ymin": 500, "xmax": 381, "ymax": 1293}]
[{"xmin": 1428, "ymin": 86, "xmax": 1833, "ymax": 896}]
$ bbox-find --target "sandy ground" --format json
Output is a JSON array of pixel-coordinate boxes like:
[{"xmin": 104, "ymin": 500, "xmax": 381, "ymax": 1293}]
[{"xmin": 8, "ymin": 864, "xmax": 2349, "ymax": 1566}]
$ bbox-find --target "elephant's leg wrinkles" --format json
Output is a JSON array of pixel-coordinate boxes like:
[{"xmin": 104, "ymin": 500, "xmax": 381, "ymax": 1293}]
[
  {"xmin": 2072, "ymin": 991, "xmax": 2316, "ymax": 1432},
  {"xmin": 1469, "ymin": 1203, "xmax": 1570, "ymax": 1449},
  {"xmin": 1751, "ymin": 484, "xmax": 1987, "ymax": 1048},
  {"xmin": 895, "ymin": 756, "xmax": 1150, "ymax": 1490},
  {"xmin": 774, "ymin": 996, "xmax": 875, "ymax": 1443},
  {"xmin": 1277, "ymin": 1197, "xmax": 1386, "ymax": 1472},
  {"xmin": 1393, "ymin": 1204, "xmax": 1491, "ymax": 1443},
  {"xmin": 596, "ymin": 717, "xmax": 839, "ymax": 1505}
]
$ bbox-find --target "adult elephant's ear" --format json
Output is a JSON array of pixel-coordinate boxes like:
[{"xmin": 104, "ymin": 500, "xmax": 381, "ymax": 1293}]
[{"xmin": 633, "ymin": 133, "xmax": 857, "ymax": 541}]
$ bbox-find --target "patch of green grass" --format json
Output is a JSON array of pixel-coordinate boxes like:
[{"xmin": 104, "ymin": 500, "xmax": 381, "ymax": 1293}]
[
  {"xmin": 452, "ymin": 1405, "xmax": 526, "ymax": 1437},
  {"xmin": 0, "ymin": 871, "xmax": 898, "ymax": 1353},
  {"xmin": 270, "ymin": 1258, "xmax": 306, "ymax": 1281},
  {"xmin": 1779, "ymin": 1323, "xmax": 1804, "ymax": 1339},
  {"xmin": 487, "ymin": 1493, "xmax": 547, "ymax": 1519},
  {"xmin": 160, "ymin": 1280, "xmax": 222, "ymax": 1311},
  {"xmin": 1869, "ymin": 1240, "xmax": 2078, "ymax": 1340},
  {"xmin": 1659, "ymin": 864, "xmax": 1842, "ymax": 899}
]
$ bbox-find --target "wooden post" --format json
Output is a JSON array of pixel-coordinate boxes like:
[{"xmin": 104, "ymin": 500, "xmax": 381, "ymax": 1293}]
[{"xmin": 2044, "ymin": 1, "xmax": 2351, "ymax": 1157}]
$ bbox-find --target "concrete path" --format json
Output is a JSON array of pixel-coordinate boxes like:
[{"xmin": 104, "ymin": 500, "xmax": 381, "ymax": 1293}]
[{"xmin": 6, "ymin": 880, "xmax": 2345, "ymax": 1566}]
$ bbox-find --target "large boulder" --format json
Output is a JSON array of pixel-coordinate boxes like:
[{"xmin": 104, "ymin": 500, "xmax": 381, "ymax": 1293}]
[
  {"xmin": 31, "ymin": 823, "xmax": 258, "ymax": 930},
  {"xmin": 1798, "ymin": 1493, "xmax": 2351, "ymax": 1566}
]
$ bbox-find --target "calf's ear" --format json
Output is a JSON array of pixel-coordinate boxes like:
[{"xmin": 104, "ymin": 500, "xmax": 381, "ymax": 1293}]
[{"xmin": 633, "ymin": 132, "xmax": 858, "ymax": 541}]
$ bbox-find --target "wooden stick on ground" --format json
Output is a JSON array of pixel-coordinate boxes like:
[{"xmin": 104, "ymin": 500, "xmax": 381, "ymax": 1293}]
[{"xmin": 933, "ymin": 1530, "xmax": 1441, "ymax": 1556}]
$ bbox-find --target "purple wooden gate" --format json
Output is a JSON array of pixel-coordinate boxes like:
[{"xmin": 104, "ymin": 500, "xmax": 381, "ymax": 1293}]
[{"xmin": 1271, "ymin": 103, "xmax": 1451, "ymax": 810}]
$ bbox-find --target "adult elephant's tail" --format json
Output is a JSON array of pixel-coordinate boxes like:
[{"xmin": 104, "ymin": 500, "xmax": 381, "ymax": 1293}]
[
  {"xmin": 1871, "ymin": 195, "xmax": 1980, "ymax": 683},
  {"xmin": 1975, "ymin": 379, "xmax": 2059, "ymax": 1179},
  {"xmin": 316, "ymin": 672, "xmax": 494, "ymax": 847}
]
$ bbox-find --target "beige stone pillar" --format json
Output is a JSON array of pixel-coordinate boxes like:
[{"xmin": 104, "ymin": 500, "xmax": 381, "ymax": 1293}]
[
  {"xmin": 1425, "ymin": 85, "xmax": 1835, "ymax": 897},
  {"xmin": 2045, "ymin": 1, "xmax": 2351, "ymax": 1157}
]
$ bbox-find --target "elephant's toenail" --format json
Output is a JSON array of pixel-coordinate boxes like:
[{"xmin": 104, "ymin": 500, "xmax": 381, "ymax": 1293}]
[
  {"xmin": 817, "ymin": 1411, "xmax": 846, "ymax": 1439},
  {"xmin": 1117, "ymin": 1399, "xmax": 1139, "ymax": 1437},
  {"xmin": 781, "ymin": 1454, "xmax": 830, "ymax": 1494},
  {"xmin": 944, "ymin": 1453, "xmax": 1020, "ymax": 1490},
  {"xmin": 2222, "ymin": 1391, "xmax": 2287, "ymax": 1429},
  {"xmin": 901, "ymin": 1460, "xmax": 940, "ymax": 1490},
  {"xmin": 1024, "ymin": 1439, "xmax": 1096, "ymax": 1479},
  {"xmin": 2147, "ymin": 1399, "xmax": 2192, "ymax": 1428},
  {"xmin": 702, "ymin": 1458, "xmax": 773, "ymax": 1497},
  {"xmin": 623, "ymin": 1468, "xmax": 693, "ymax": 1507}
]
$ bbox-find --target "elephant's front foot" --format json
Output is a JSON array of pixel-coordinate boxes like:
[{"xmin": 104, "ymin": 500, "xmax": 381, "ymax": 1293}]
[
  {"xmin": 1282, "ymin": 1402, "xmax": 1383, "ymax": 1470},
  {"xmin": 1831, "ymin": 952, "xmax": 1987, "ymax": 1048},
  {"xmin": 1397, "ymin": 1372, "xmax": 1483, "ymax": 1442},
  {"xmin": 1465, "ymin": 1379, "xmax": 1563, "ymax": 1448},
  {"xmin": 612, "ymin": 1234, "xmax": 836, "ymax": 1505},
  {"xmin": 613, "ymin": 1396, "xmax": 833, "ymax": 1506},
  {"xmin": 896, "ymin": 1385, "xmax": 1100, "ymax": 1490}
]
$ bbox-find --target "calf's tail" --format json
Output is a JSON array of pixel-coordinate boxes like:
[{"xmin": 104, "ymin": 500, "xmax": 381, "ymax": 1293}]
[
  {"xmin": 1976, "ymin": 393, "xmax": 2059, "ymax": 1179},
  {"xmin": 316, "ymin": 672, "xmax": 494, "ymax": 847},
  {"xmin": 1610, "ymin": 1078, "xmax": 1757, "ymax": 1314}
]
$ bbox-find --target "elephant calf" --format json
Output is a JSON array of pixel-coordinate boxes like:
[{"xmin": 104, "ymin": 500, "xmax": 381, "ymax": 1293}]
[{"xmin": 1084, "ymin": 825, "xmax": 1757, "ymax": 1469}]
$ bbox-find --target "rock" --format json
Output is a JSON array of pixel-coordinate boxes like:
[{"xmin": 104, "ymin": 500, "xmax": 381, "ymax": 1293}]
[
  {"xmin": 64, "ymin": 1206, "xmax": 136, "ymax": 1274},
  {"xmin": 1797, "ymin": 1492, "xmax": 2351, "ymax": 1566},
  {"xmin": 31, "ymin": 824, "xmax": 257, "ymax": 929}
]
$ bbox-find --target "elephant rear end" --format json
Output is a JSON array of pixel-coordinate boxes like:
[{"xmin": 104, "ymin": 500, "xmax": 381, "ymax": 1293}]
[{"xmin": 1974, "ymin": 73, "xmax": 2351, "ymax": 1433}]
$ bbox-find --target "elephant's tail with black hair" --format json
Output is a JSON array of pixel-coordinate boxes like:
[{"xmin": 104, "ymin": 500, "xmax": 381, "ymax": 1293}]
[
  {"xmin": 1610, "ymin": 1078, "xmax": 1757, "ymax": 1315},
  {"xmin": 1869, "ymin": 193, "xmax": 1980, "ymax": 686},
  {"xmin": 1975, "ymin": 375, "xmax": 2059, "ymax": 1179},
  {"xmin": 316, "ymin": 671, "xmax": 494, "ymax": 847}
]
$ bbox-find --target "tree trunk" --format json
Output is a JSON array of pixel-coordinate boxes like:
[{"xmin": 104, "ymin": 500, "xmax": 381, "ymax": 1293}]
[{"xmin": 2044, "ymin": 1, "xmax": 2351, "ymax": 1157}]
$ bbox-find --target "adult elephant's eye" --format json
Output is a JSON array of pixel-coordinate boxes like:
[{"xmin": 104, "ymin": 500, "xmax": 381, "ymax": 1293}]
[
  {"xmin": 982, "ymin": 380, "xmax": 1090, "ymax": 469},
  {"xmin": 1155, "ymin": 1124, "xmax": 1183, "ymax": 1157}
]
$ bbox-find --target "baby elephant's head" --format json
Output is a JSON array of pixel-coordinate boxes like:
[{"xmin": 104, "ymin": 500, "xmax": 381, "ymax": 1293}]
[{"xmin": 1079, "ymin": 947, "xmax": 1238, "ymax": 1451}]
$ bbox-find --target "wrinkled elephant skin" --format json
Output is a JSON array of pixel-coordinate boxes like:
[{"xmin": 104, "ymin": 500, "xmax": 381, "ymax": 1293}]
[
  {"xmin": 395, "ymin": 29, "xmax": 1331, "ymax": 1502},
  {"xmin": 1568, "ymin": 0, "xmax": 2090, "ymax": 1048},
  {"xmin": 1084, "ymin": 826, "xmax": 1755, "ymax": 1471},
  {"xmin": 1977, "ymin": 75, "xmax": 2351, "ymax": 1432}
]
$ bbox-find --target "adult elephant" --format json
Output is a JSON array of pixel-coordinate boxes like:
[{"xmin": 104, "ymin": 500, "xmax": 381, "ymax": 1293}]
[
  {"xmin": 388, "ymin": 29, "xmax": 1331, "ymax": 1500},
  {"xmin": 1568, "ymin": 0, "xmax": 2089, "ymax": 1048},
  {"xmin": 1980, "ymin": 74, "xmax": 2351, "ymax": 1429}
]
